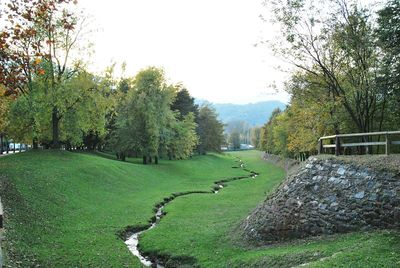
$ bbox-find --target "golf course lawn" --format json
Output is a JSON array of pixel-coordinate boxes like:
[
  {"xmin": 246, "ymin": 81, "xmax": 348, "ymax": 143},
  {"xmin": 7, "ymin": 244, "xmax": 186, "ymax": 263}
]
[{"xmin": 1, "ymin": 150, "xmax": 399, "ymax": 267}]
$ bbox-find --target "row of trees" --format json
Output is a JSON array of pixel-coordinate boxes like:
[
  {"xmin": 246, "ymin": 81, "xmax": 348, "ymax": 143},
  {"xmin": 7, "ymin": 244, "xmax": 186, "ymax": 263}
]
[
  {"xmin": 109, "ymin": 67, "xmax": 225, "ymax": 164},
  {"xmin": 0, "ymin": 0, "xmax": 225, "ymax": 163},
  {"xmin": 259, "ymin": 0, "xmax": 400, "ymax": 158},
  {"xmin": 224, "ymin": 120, "xmax": 262, "ymax": 150}
]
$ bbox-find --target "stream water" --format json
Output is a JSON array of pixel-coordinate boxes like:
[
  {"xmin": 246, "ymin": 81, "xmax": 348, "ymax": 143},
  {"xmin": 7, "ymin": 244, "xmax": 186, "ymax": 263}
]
[
  {"xmin": 124, "ymin": 159, "xmax": 257, "ymax": 267},
  {"xmin": 125, "ymin": 205, "xmax": 165, "ymax": 267}
]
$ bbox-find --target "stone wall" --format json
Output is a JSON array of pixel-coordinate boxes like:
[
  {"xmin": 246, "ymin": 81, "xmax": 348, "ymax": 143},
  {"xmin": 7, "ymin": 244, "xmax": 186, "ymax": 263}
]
[{"xmin": 240, "ymin": 156, "xmax": 400, "ymax": 244}]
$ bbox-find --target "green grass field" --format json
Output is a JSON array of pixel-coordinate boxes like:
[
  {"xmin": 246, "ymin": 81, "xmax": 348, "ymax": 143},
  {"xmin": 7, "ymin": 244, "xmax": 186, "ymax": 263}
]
[{"xmin": 0, "ymin": 150, "xmax": 399, "ymax": 267}]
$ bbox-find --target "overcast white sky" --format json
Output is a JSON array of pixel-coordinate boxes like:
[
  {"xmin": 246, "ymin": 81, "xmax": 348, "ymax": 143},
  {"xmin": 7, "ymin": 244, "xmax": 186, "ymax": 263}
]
[{"xmin": 79, "ymin": 0, "xmax": 290, "ymax": 104}]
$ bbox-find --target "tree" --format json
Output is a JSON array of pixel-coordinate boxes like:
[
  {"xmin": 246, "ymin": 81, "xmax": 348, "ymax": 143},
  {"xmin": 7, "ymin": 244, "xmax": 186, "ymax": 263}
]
[
  {"xmin": 226, "ymin": 120, "xmax": 251, "ymax": 145},
  {"xmin": 250, "ymin": 127, "xmax": 262, "ymax": 149},
  {"xmin": 283, "ymin": 71, "xmax": 347, "ymax": 156},
  {"xmin": 0, "ymin": 85, "xmax": 13, "ymax": 153},
  {"xmin": 0, "ymin": 0, "xmax": 87, "ymax": 148},
  {"xmin": 171, "ymin": 86, "xmax": 199, "ymax": 119},
  {"xmin": 61, "ymin": 71, "xmax": 110, "ymax": 149},
  {"xmin": 265, "ymin": 0, "xmax": 386, "ymax": 135},
  {"xmin": 102, "ymin": 66, "xmax": 131, "ymax": 153},
  {"xmin": 229, "ymin": 131, "xmax": 241, "ymax": 150},
  {"xmin": 260, "ymin": 108, "xmax": 282, "ymax": 153},
  {"xmin": 6, "ymin": 93, "xmax": 38, "ymax": 147},
  {"xmin": 257, "ymin": 0, "xmax": 400, "ymax": 159},
  {"xmin": 167, "ymin": 112, "xmax": 199, "ymax": 159},
  {"xmin": 114, "ymin": 68, "xmax": 200, "ymax": 163},
  {"xmin": 377, "ymin": 0, "xmax": 400, "ymax": 129},
  {"xmin": 6, "ymin": 68, "xmax": 110, "ymax": 149},
  {"xmin": 116, "ymin": 67, "xmax": 176, "ymax": 164},
  {"xmin": 0, "ymin": 86, "xmax": 11, "ymax": 133},
  {"xmin": 271, "ymin": 112, "xmax": 290, "ymax": 156},
  {"xmin": 259, "ymin": 108, "xmax": 290, "ymax": 156},
  {"xmin": 196, "ymin": 105, "xmax": 225, "ymax": 154}
]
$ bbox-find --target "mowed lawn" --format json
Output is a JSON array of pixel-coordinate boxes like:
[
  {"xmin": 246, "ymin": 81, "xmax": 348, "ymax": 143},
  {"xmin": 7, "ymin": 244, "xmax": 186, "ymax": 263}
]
[
  {"xmin": 1, "ymin": 150, "xmax": 400, "ymax": 267},
  {"xmin": 140, "ymin": 151, "xmax": 400, "ymax": 268},
  {"xmin": 0, "ymin": 150, "xmax": 249, "ymax": 267}
]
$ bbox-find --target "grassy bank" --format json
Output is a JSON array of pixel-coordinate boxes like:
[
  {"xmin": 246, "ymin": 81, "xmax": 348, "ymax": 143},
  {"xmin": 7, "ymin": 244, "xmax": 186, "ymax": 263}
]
[
  {"xmin": 1, "ymin": 150, "xmax": 399, "ymax": 267},
  {"xmin": 0, "ymin": 150, "xmax": 247, "ymax": 267},
  {"xmin": 139, "ymin": 151, "xmax": 400, "ymax": 267}
]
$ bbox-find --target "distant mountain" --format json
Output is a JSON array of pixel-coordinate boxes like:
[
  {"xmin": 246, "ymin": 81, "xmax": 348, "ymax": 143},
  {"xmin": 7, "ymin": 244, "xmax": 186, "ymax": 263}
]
[{"xmin": 196, "ymin": 100, "xmax": 287, "ymax": 126}]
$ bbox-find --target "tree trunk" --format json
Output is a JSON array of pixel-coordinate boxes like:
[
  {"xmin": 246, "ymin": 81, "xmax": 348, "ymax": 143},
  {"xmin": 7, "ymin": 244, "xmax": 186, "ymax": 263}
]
[
  {"xmin": 143, "ymin": 155, "xmax": 147, "ymax": 164},
  {"xmin": 51, "ymin": 107, "xmax": 61, "ymax": 149},
  {"xmin": 0, "ymin": 134, "xmax": 3, "ymax": 155},
  {"xmin": 148, "ymin": 155, "xmax": 152, "ymax": 164},
  {"xmin": 33, "ymin": 137, "xmax": 38, "ymax": 149},
  {"xmin": 155, "ymin": 156, "xmax": 158, "ymax": 164}
]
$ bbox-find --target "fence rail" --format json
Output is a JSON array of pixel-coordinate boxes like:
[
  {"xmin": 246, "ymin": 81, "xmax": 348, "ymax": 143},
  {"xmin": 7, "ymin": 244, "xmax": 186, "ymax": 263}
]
[{"xmin": 318, "ymin": 131, "xmax": 400, "ymax": 156}]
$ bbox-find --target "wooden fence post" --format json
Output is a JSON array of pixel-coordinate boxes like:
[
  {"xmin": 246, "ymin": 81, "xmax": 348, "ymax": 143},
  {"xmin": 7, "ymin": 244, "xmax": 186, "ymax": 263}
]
[
  {"xmin": 318, "ymin": 139, "xmax": 323, "ymax": 154},
  {"xmin": 385, "ymin": 133, "xmax": 391, "ymax": 155},
  {"xmin": 335, "ymin": 136, "xmax": 340, "ymax": 156}
]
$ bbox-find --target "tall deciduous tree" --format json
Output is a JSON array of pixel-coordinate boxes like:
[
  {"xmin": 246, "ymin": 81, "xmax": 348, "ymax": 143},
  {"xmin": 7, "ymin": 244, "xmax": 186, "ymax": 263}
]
[
  {"xmin": 260, "ymin": 107, "xmax": 281, "ymax": 153},
  {"xmin": 266, "ymin": 0, "xmax": 386, "ymax": 135},
  {"xmin": 167, "ymin": 112, "xmax": 199, "ymax": 159},
  {"xmin": 0, "ymin": 85, "xmax": 13, "ymax": 153},
  {"xmin": 0, "ymin": 86, "xmax": 11, "ymax": 133},
  {"xmin": 115, "ymin": 68, "xmax": 200, "ymax": 164},
  {"xmin": 229, "ymin": 131, "xmax": 241, "ymax": 150},
  {"xmin": 6, "ymin": 68, "xmax": 110, "ymax": 149},
  {"xmin": 116, "ymin": 67, "xmax": 176, "ymax": 164},
  {"xmin": 377, "ymin": 0, "xmax": 400, "ymax": 128},
  {"xmin": 258, "ymin": 0, "xmax": 400, "ymax": 159},
  {"xmin": 250, "ymin": 127, "xmax": 262, "ymax": 149},
  {"xmin": 196, "ymin": 105, "xmax": 225, "ymax": 154},
  {"xmin": 0, "ymin": 0, "xmax": 87, "ymax": 148},
  {"xmin": 226, "ymin": 120, "xmax": 251, "ymax": 146}
]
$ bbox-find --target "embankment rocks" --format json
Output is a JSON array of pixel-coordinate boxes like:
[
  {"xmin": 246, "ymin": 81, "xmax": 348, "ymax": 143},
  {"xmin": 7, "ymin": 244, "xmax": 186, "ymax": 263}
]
[{"xmin": 240, "ymin": 156, "xmax": 400, "ymax": 244}]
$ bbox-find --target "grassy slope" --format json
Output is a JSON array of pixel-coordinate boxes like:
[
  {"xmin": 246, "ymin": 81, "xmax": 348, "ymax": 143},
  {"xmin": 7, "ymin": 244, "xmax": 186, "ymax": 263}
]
[
  {"xmin": 139, "ymin": 150, "xmax": 285, "ymax": 266},
  {"xmin": 1, "ymin": 150, "xmax": 400, "ymax": 267},
  {"xmin": 0, "ymin": 150, "xmax": 247, "ymax": 267},
  {"xmin": 140, "ymin": 151, "xmax": 400, "ymax": 268}
]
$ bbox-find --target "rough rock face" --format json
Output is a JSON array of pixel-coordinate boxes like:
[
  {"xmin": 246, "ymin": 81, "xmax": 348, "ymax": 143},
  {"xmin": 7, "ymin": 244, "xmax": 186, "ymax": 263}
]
[{"xmin": 241, "ymin": 157, "xmax": 400, "ymax": 244}]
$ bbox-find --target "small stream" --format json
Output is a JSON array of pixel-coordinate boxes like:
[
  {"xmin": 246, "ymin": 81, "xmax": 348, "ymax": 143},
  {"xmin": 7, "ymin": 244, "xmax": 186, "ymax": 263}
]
[
  {"xmin": 125, "ymin": 205, "xmax": 165, "ymax": 267},
  {"xmin": 124, "ymin": 159, "xmax": 258, "ymax": 267}
]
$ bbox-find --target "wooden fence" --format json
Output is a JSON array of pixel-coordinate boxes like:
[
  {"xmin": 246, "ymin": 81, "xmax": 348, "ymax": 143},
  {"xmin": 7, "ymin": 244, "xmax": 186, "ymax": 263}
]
[{"xmin": 318, "ymin": 131, "xmax": 400, "ymax": 156}]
